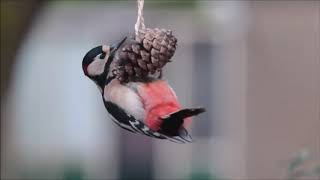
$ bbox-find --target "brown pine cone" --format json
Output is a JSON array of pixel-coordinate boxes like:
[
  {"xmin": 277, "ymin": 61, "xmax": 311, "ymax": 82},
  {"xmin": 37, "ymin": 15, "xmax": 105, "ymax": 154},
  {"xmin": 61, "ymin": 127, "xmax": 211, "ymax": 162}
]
[
  {"xmin": 136, "ymin": 28, "xmax": 177, "ymax": 61},
  {"xmin": 111, "ymin": 28, "xmax": 177, "ymax": 83}
]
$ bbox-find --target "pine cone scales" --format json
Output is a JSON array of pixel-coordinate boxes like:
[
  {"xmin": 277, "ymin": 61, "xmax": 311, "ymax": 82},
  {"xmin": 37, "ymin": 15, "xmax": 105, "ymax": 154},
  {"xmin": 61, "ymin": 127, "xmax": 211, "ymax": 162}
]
[
  {"xmin": 112, "ymin": 28, "xmax": 177, "ymax": 82},
  {"xmin": 138, "ymin": 28, "xmax": 177, "ymax": 59}
]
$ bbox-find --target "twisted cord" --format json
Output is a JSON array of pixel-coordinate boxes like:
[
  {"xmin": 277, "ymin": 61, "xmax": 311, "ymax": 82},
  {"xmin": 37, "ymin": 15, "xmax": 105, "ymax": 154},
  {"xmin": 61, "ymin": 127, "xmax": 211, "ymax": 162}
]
[{"xmin": 135, "ymin": 0, "xmax": 146, "ymax": 37}]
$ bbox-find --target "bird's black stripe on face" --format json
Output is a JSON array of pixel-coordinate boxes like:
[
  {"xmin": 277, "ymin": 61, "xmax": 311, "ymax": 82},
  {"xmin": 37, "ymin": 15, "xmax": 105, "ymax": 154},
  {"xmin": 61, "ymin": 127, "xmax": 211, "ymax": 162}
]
[
  {"xmin": 83, "ymin": 45, "xmax": 110, "ymax": 88},
  {"xmin": 82, "ymin": 46, "xmax": 104, "ymax": 67},
  {"xmin": 99, "ymin": 52, "xmax": 106, "ymax": 59}
]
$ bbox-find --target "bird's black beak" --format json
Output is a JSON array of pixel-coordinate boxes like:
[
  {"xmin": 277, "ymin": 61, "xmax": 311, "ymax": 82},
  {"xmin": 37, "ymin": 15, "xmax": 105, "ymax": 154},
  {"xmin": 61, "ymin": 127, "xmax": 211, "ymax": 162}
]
[
  {"xmin": 104, "ymin": 36, "xmax": 127, "ymax": 79},
  {"xmin": 109, "ymin": 36, "xmax": 127, "ymax": 58}
]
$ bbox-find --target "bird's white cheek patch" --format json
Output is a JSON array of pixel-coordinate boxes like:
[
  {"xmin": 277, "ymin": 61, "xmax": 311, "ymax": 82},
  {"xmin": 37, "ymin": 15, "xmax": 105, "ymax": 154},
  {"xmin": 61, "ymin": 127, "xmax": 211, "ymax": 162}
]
[{"xmin": 87, "ymin": 59, "xmax": 106, "ymax": 76}]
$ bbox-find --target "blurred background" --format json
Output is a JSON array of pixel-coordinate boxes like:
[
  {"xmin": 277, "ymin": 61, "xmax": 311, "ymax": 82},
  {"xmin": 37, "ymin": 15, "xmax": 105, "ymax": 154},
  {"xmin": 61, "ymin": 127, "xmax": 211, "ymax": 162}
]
[{"xmin": 1, "ymin": 0, "xmax": 319, "ymax": 179}]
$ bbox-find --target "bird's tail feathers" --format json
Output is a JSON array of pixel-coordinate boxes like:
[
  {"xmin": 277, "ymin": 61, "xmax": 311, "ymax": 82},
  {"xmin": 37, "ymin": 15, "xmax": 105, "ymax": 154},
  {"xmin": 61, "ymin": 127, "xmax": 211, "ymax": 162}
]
[{"xmin": 159, "ymin": 107, "xmax": 205, "ymax": 136}]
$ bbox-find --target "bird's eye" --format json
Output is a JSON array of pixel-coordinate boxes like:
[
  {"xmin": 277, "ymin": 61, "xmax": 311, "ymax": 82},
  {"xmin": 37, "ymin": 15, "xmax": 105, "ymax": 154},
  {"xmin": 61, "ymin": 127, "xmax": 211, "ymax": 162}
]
[{"xmin": 99, "ymin": 52, "xmax": 106, "ymax": 59}]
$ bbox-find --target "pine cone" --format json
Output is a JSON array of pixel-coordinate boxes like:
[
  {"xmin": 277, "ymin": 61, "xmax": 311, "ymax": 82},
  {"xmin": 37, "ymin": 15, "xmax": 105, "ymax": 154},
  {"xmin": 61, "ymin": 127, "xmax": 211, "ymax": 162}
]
[
  {"xmin": 136, "ymin": 28, "xmax": 177, "ymax": 61},
  {"xmin": 112, "ymin": 28, "xmax": 177, "ymax": 83}
]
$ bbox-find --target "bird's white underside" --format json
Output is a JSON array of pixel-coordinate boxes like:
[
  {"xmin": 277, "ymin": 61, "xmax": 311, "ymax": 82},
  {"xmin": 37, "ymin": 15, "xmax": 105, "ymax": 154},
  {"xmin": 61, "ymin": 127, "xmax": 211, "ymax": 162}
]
[{"xmin": 103, "ymin": 80, "xmax": 145, "ymax": 120}]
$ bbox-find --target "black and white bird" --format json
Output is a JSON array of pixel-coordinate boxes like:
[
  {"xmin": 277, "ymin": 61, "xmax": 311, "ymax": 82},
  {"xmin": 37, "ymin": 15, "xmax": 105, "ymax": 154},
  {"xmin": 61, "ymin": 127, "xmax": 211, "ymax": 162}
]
[{"xmin": 82, "ymin": 37, "xmax": 205, "ymax": 143}]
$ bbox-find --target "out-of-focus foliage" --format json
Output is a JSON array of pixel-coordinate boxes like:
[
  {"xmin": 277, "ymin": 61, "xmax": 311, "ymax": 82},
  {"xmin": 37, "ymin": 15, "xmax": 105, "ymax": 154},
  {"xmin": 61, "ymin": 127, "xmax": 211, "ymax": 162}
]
[
  {"xmin": 0, "ymin": 0, "xmax": 39, "ymax": 97},
  {"xmin": 62, "ymin": 163, "xmax": 84, "ymax": 180},
  {"xmin": 54, "ymin": 0, "xmax": 196, "ymax": 8},
  {"xmin": 144, "ymin": 0, "xmax": 196, "ymax": 8},
  {"xmin": 188, "ymin": 169, "xmax": 220, "ymax": 180},
  {"xmin": 287, "ymin": 150, "xmax": 320, "ymax": 180}
]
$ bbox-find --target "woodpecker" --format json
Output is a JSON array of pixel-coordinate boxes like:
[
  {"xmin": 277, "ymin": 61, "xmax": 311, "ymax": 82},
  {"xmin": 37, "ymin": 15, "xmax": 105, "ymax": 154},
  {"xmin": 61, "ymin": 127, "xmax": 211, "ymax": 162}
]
[{"xmin": 82, "ymin": 37, "xmax": 205, "ymax": 143}]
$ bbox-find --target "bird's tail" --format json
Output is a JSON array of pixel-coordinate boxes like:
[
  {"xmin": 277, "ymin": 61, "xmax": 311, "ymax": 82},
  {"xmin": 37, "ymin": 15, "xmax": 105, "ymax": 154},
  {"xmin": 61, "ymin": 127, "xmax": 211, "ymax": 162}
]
[{"xmin": 159, "ymin": 107, "xmax": 205, "ymax": 136}]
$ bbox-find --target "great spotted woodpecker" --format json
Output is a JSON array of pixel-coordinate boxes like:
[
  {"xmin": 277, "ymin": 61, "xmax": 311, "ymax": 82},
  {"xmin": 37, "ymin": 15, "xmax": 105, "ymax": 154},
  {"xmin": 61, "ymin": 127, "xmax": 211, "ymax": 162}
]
[{"xmin": 82, "ymin": 37, "xmax": 205, "ymax": 143}]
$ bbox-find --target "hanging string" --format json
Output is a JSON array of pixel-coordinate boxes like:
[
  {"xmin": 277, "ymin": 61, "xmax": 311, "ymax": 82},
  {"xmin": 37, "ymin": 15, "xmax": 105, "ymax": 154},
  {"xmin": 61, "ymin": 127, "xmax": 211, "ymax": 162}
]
[{"xmin": 135, "ymin": 0, "xmax": 146, "ymax": 37}]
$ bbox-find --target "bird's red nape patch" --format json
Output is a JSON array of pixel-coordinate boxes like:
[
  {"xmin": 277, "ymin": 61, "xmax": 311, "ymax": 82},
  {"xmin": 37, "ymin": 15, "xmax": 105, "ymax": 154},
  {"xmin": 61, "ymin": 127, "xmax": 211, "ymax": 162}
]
[{"xmin": 137, "ymin": 80, "xmax": 187, "ymax": 131}]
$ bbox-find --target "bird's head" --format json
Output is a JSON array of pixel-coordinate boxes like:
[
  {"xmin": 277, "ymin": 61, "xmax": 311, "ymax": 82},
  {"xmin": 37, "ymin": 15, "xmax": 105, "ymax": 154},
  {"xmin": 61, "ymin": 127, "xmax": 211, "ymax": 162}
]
[{"xmin": 82, "ymin": 37, "xmax": 127, "ymax": 87}]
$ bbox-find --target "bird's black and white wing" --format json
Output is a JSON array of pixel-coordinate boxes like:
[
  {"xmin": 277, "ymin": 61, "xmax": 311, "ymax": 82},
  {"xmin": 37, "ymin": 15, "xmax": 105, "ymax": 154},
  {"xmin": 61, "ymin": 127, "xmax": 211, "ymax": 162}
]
[
  {"xmin": 103, "ymin": 101, "xmax": 138, "ymax": 133},
  {"xmin": 103, "ymin": 100, "xmax": 167, "ymax": 139},
  {"xmin": 103, "ymin": 100, "xmax": 193, "ymax": 143}
]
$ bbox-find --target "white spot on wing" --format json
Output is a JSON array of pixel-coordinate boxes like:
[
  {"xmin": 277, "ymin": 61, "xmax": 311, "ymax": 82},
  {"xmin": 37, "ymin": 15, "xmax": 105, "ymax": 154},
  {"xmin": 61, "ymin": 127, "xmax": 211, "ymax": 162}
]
[{"xmin": 107, "ymin": 113, "xmax": 137, "ymax": 133}]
